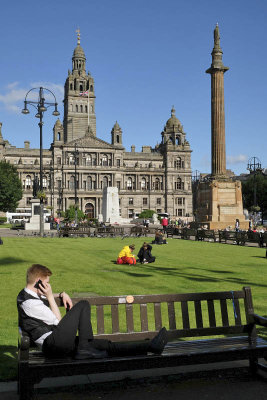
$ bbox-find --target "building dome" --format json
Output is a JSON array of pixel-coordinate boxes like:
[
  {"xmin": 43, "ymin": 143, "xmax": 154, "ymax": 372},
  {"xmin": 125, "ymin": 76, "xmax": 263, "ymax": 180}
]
[
  {"xmin": 73, "ymin": 44, "xmax": 86, "ymax": 59},
  {"xmin": 166, "ymin": 107, "xmax": 181, "ymax": 128}
]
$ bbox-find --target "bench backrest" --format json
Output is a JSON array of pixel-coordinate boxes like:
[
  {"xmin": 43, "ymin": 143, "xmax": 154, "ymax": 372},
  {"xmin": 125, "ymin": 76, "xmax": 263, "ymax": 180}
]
[{"xmin": 57, "ymin": 287, "xmax": 254, "ymax": 342}]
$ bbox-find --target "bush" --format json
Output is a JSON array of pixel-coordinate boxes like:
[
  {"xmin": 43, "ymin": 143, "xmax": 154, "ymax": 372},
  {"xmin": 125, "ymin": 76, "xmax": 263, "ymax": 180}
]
[
  {"xmin": 0, "ymin": 217, "xmax": 7, "ymax": 224},
  {"xmin": 139, "ymin": 210, "xmax": 155, "ymax": 219}
]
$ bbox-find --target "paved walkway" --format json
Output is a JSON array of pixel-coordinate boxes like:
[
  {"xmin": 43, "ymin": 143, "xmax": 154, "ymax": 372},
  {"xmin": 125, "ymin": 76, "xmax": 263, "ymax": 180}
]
[{"xmin": 1, "ymin": 362, "xmax": 266, "ymax": 400}]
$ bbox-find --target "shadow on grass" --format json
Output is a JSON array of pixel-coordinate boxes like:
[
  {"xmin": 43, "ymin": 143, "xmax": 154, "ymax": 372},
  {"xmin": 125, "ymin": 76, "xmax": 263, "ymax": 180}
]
[
  {"xmin": 137, "ymin": 264, "xmax": 267, "ymax": 288},
  {"xmin": 251, "ymin": 256, "xmax": 267, "ymax": 259},
  {"xmin": 0, "ymin": 345, "xmax": 17, "ymax": 381},
  {"xmin": 0, "ymin": 257, "xmax": 26, "ymax": 266}
]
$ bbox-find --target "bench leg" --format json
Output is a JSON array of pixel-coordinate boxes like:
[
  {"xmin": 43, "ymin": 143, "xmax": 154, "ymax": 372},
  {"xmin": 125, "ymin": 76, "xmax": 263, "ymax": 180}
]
[
  {"xmin": 249, "ymin": 356, "xmax": 259, "ymax": 376},
  {"xmin": 19, "ymin": 363, "xmax": 34, "ymax": 400}
]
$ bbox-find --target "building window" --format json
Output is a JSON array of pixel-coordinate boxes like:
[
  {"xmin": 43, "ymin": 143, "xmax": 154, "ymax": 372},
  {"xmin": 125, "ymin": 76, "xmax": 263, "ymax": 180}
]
[
  {"xmin": 116, "ymin": 159, "xmax": 120, "ymax": 167},
  {"xmin": 25, "ymin": 175, "xmax": 31, "ymax": 189},
  {"xmin": 76, "ymin": 105, "xmax": 78, "ymax": 112},
  {"xmin": 176, "ymin": 209, "xmax": 183, "ymax": 217},
  {"xmin": 143, "ymin": 198, "xmax": 148, "ymax": 206},
  {"xmin": 157, "ymin": 209, "xmax": 162, "ymax": 214},
  {"xmin": 156, "ymin": 198, "xmax": 161, "ymax": 205},
  {"xmin": 86, "ymin": 155, "xmax": 92, "ymax": 166},
  {"xmin": 57, "ymin": 157, "xmax": 61, "ymax": 165},
  {"xmin": 128, "ymin": 209, "xmax": 134, "ymax": 218},
  {"xmin": 129, "ymin": 198, "xmax": 133, "ymax": 205},
  {"xmin": 175, "ymin": 178, "xmax": 184, "ymax": 190},
  {"xmin": 26, "ymin": 198, "xmax": 32, "ymax": 205},
  {"xmin": 69, "ymin": 176, "xmax": 75, "ymax": 190},
  {"xmin": 127, "ymin": 177, "xmax": 133, "ymax": 190},
  {"xmin": 102, "ymin": 176, "xmax": 108, "ymax": 188},
  {"xmin": 80, "ymin": 105, "xmax": 83, "ymax": 113},
  {"xmin": 141, "ymin": 178, "xmax": 146, "ymax": 191},
  {"xmin": 116, "ymin": 181, "xmax": 121, "ymax": 190},
  {"xmin": 175, "ymin": 157, "xmax": 182, "ymax": 169},
  {"xmin": 69, "ymin": 155, "xmax": 75, "ymax": 165},
  {"xmin": 43, "ymin": 176, "xmax": 47, "ymax": 189},
  {"xmin": 154, "ymin": 178, "xmax": 160, "ymax": 190},
  {"xmin": 102, "ymin": 155, "xmax": 108, "ymax": 166},
  {"xmin": 176, "ymin": 197, "xmax": 185, "ymax": 205}
]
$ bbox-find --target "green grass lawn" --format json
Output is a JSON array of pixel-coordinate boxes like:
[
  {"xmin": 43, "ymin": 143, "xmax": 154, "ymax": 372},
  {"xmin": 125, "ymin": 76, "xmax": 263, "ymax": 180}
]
[{"xmin": 0, "ymin": 236, "xmax": 267, "ymax": 380}]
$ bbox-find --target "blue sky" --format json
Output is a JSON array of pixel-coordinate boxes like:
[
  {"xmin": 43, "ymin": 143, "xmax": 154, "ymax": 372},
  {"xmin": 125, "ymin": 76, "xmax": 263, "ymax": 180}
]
[{"xmin": 0, "ymin": 0, "xmax": 266, "ymax": 175}]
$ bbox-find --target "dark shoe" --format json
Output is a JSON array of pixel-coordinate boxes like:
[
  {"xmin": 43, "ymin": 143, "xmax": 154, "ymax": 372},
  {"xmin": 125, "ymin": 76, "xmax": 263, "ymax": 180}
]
[
  {"xmin": 149, "ymin": 327, "xmax": 168, "ymax": 354},
  {"xmin": 74, "ymin": 348, "xmax": 108, "ymax": 360}
]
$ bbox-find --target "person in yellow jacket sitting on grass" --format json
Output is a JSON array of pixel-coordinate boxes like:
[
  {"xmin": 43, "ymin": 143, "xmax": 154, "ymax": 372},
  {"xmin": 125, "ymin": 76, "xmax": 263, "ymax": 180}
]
[{"xmin": 117, "ymin": 244, "xmax": 136, "ymax": 265}]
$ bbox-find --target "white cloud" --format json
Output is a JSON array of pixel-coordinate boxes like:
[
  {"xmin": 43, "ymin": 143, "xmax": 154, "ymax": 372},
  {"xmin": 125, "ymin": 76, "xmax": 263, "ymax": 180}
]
[
  {"xmin": 227, "ymin": 154, "xmax": 247, "ymax": 164},
  {"xmin": 0, "ymin": 82, "xmax": 64, "ymax": 114}
]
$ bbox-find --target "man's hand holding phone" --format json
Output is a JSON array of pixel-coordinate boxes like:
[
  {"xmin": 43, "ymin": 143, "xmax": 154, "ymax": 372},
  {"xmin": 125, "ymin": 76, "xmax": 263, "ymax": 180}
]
[{"xmin": 35, "ymin": 280, "xmax": 53, "ymax": 300}]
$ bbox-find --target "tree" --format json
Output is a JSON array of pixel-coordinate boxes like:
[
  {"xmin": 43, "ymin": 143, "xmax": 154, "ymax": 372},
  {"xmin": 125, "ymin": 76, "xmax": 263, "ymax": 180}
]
[
  {"xmin": 0, "ymin": 161, "xmax": 22, "ymax": 212},
  {"xmin": 242, "ymin": 174, "xmax": 267, "ymax": 222},
  {"xmin": 139, "ymin": 210, "xmax": 155, "ymax": 219},
  {"xmin": 64, "ymin": 205, "xmax": 85, "ymax": 222}
]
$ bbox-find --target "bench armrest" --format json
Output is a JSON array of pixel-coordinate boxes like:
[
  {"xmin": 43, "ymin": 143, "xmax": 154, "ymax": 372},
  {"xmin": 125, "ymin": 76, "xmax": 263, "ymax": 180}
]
[
  {"xmin": 250, "ymin": 313, "xmax": 267, "ymax": 327},
  {"xmin": 18, "ymin": 328, "xmax": 31, "ymax": 361}
]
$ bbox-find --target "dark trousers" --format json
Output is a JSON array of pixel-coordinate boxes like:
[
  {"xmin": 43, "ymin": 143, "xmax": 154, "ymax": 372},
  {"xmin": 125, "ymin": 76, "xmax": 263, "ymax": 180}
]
[
  {"xmin": 43, "ymin": 300, "xmax": 151, "ymax": 358},
  {"xmin": 43, "ymin": 300, "xmax": 94, "ymax": 357}
]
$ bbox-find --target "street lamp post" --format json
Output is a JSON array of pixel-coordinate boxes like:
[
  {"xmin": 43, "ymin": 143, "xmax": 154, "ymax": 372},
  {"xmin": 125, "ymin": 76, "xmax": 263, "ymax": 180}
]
[
  {"xmin": 247, "ymin": 157, "xmax": 263, "ymax": 226},
  {"xmin": 22, "ymin": 87, "xmax": 60, "ymax": 237}
]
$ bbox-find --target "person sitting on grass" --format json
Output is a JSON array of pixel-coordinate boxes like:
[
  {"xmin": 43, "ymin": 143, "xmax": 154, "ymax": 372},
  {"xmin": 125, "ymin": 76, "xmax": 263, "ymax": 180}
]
[
  {"xmin": 17, "ymin": 264, "xmax": 168, "ymax": 360},
  {"xmin": 137, "ymin": 242, "xmax": 155, "ymax": 264},
  {"xmin": 152, "ymin": 230, "xmax": 167, "ymax": 245},
  {"xmin": 117, "ymin": 244, "xmax": 136, "ymax": 265}
]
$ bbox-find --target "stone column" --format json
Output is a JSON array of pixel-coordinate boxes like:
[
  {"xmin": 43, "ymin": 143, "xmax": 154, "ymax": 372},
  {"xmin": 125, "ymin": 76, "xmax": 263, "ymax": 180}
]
[{"xmin": 206, "ymin": 24, "xmax": 229, "ymax": 177}]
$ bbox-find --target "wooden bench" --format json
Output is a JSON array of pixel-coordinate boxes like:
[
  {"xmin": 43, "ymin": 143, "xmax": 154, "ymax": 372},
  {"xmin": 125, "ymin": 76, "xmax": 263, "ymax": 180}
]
[
  {"xmin": 130, "ymin": 226, "xmax": 148, "ymax": 237},
  {"xmin": 58, "ymin": 226, "xmax": 92, "ymax": 237},
  {"xmin": 242, "ymin": 231, "xmax": 264, "ymax": 247},
  {"xmin": 181, "ymin": 228, "xmax": 198, "ymax": 240},
  {"xmin": 196, "ymin": 229, "xmax": 217, "ymax": 242},
  {"xmin": 18, "ymin": 287, "xmax": 267, "ymax": 399},
  {"xmin": 219, "ymin": 230, "xmax": 240, "ymax": 244}
]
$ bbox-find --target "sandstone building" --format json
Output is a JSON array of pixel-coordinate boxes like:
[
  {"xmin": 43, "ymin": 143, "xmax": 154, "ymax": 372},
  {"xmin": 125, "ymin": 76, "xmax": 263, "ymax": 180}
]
[{"xmin": 0, "ymin": 35, "xmax": 193, "ymax": 220}]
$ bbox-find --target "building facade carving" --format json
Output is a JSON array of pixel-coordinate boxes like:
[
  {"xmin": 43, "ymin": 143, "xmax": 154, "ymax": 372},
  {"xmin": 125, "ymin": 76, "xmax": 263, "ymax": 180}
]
[{"xmin": 0, "ymin": 37, "xmax": 193, "ymax": 220}]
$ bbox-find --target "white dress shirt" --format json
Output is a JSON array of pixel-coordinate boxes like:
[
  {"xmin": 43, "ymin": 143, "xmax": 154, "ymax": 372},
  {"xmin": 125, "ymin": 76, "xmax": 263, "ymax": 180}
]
[{"xmin": 21, "ymin": 288, "xmax": 59, "ymax": 347}]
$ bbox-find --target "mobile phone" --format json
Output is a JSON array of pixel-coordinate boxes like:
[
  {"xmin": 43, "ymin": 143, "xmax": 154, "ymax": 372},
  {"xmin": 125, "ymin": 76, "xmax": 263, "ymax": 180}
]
[{"xmin": 34, "ymin": 279, "xmax": 43, "ymax": 290}]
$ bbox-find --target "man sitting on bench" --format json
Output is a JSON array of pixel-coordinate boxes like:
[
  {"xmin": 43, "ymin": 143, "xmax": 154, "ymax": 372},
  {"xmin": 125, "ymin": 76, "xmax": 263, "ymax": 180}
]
[{"xmin": 17, "ymin": 264, "xmax": 167, "ymax": 360}]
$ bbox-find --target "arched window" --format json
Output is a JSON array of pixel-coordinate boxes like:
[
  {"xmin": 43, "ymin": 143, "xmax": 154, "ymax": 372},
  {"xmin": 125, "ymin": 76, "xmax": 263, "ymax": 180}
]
[
  {"xmin": 85, "ymin": 105, "xmax": 88, "ymax": 113},
  {"xmin": 154, "ymin": 178, "xmax": 160, "ymax": 190},
  {"xmin": 175, "ymin": 157, "xmax": 182, "ymax": 169},
  {"xmin": 69, "ymin": 176, "xmax": 75, "ymax": 190},
  {"xmin": 141, "ymin": 178, "xmax": 146, "ymax": 190},
  {"xmin": 80, "ymin": 105, "xmax": 83, "ymax": 113},
  {"xmin": 70, "ymin": 83, "xmax": 73, "ymax": 90},
  {"xmin": 69, "ymin": 155, "xmax": 75, "ymax": 165},
  {"xmin": 80, "ymin": 84, "xmax": 83, "ymax": 92},
  {"xmin": 86, "ymin": 155, "xmax": 91, "ymax": 166},
  {"xmin": 91, "ymin": 105, "xmax": 94, "ymax": 112},
  {"xmin": 117, "ymin": 135, "xmax": 120, "ymax": 143},
  {"xmin": 102, "ymin": 176, "xmax": 108, "ymax": 188},
  {"xmin": 57, "ymin": 132, "xmax": 61, "ymax": 141},
  {"xmin": 85, "ymin": 203, "xmax": 94, "ymax": 219},
  {"xmin": 102, "ymin": 155, "xmax": 108, "ymax": 166},
  {"xmin": 90, "ymin": 85, "xmax": 93, "ymax": 92},
  {"xmin": 25, "ymin": 175, "xmax": 31, "ymax": 189},
  {"xmin": 127, "ymin": 177, "xmax": 133, "ymax": 190},
  {"xmin": 76, "ymin": 105, "xmax": 78, "ymax": 112}
]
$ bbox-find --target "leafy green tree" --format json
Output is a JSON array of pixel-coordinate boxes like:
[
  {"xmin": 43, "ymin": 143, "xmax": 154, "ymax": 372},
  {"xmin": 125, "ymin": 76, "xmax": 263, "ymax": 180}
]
[
  {"xmin": 0, "ymin": 161, "xmax": 22, "ymax": 212},
  {"xmin": 242, "ymin": 174, "xmax": 267, "ymax": 221},
  {"xmin": 139, "ymin": 209, "xmax": 155, "ymax": 219},
  {"xmin": 64, "ymin": 205, "xmax": 85, "ymax": 222}
]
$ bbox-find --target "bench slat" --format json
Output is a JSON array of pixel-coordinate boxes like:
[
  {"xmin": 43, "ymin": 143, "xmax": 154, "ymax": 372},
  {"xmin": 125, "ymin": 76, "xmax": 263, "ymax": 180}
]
[
  {"xmin": 181, "ymin": 301, "xmax": 190, "ymax": 329},
  {"xmin": 220, "ymin": 299, "xmax": 229, "ymax": 327},
  {"xmin": 111, "ymin": 305, "xmax": 120, "ymax": 333},
  {"xmin": 207, "ymin": 300, "xmax": 216, "ymax": 327},
  {"xmin": 140, "ymin": 304, "xmax": 148, "ymax": 331},
  {"xmin": 96, "ymin": 305, "xmax": 105, "ymax": 334},
  {"xmin": 194, "ymin": 300, "xmax": 203, "ymax": 329},
  {"xmin": 168, "ymin": 302, "xmax": 176, "ymax": 330},
  {"xmin": 154, "ymin": 303, "xmax": 162, "ymax": 330},
  {"xmin": 233, "ymin": 299, "xmax": 242, "ymax": 325},
  {"xmin": 126, "ymin": 304, "xmax": 134, "ymax": 332}
]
